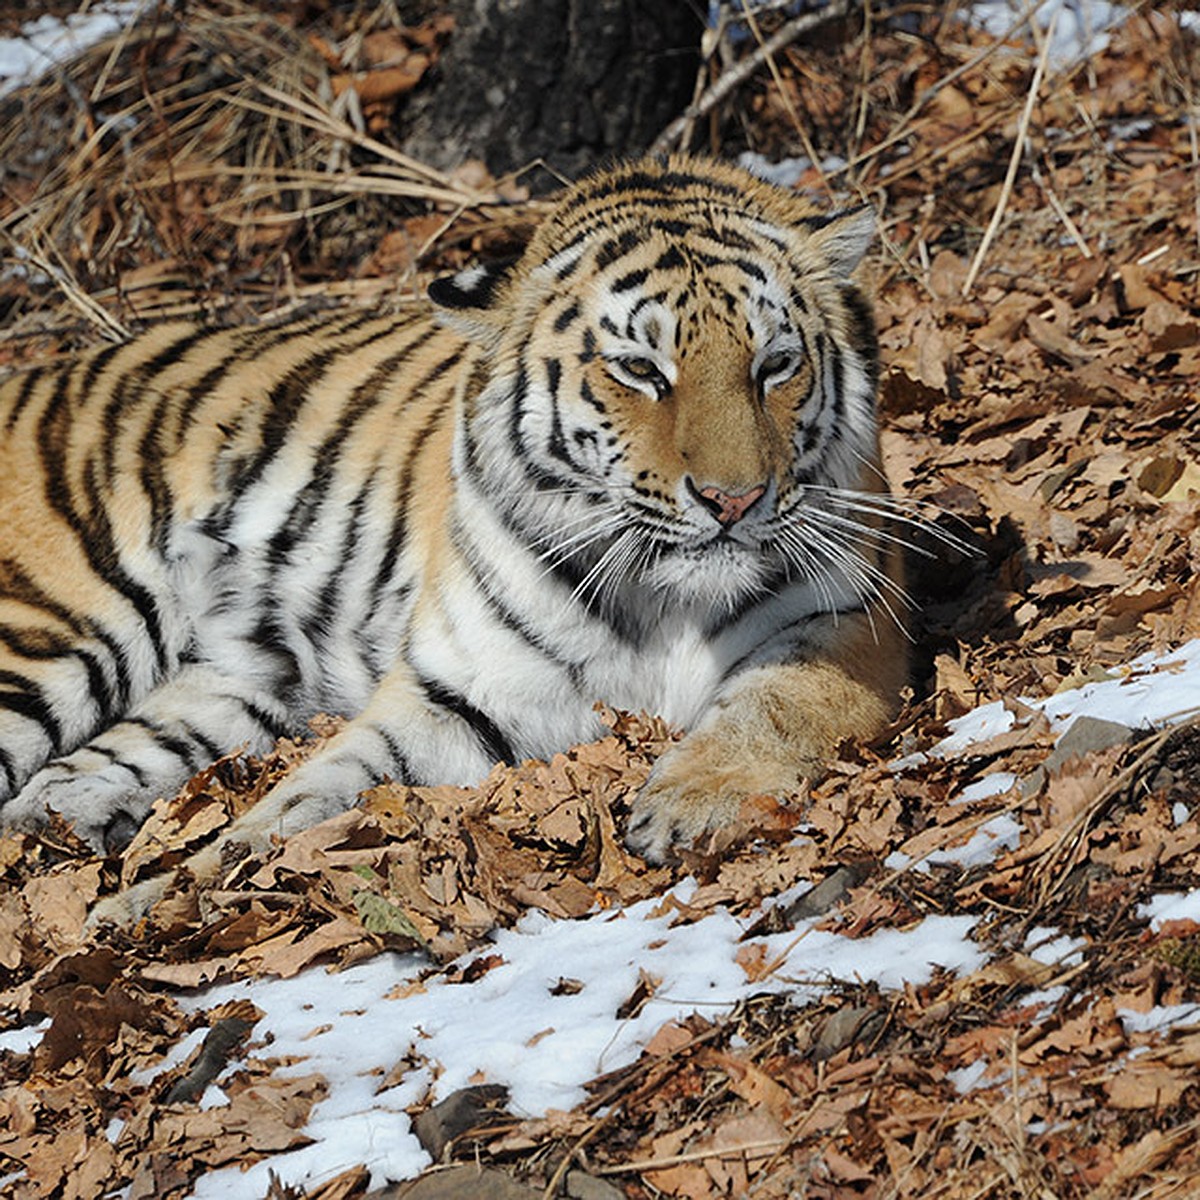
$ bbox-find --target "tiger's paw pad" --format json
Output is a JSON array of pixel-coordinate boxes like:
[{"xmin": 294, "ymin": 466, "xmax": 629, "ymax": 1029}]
[
  {"xmin": 624, "ymin": 764, "xmax": 753, "ymax": 863},
  {"xmin": 625, "ymin": 742, "xmax": 809, "ymax": 863}
]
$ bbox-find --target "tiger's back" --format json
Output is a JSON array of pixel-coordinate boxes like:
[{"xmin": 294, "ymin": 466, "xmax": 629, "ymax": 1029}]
[{"xmin": 0, "ymin": 156, "xmax": 909, "ymax": 912}]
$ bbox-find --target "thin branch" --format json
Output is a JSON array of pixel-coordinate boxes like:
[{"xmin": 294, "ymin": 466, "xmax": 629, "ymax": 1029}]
[
  {"xmin": 961, "ymin": 8, "xmax": 1058, "ymax": 298},
  {"xmin": 652, "ymin": 0, "xmax": 849, "ymax": 156}
]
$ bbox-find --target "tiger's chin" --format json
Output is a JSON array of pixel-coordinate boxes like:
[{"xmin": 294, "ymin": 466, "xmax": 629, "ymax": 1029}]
[{"xmin": 642, "ymin": 542, "xmax": 779, "ymax": 613}]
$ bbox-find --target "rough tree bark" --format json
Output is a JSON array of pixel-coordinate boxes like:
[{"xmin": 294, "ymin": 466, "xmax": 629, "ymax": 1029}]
[{"xmin": 400, "ymin": 0, "xmax": 703, "ymax": 183}]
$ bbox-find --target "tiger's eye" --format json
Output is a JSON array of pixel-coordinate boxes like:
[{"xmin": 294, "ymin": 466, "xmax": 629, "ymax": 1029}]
[
  {"xmin": 614, "ymin": 356, "xmax": 669, "ymax": 398},
  {"xmin": 622, "ymin": 357, "xmax": 661, "ymax": 378},
  {"xmin": 757, "ymin": 351, "xmax": 794, "ymax": 381}
]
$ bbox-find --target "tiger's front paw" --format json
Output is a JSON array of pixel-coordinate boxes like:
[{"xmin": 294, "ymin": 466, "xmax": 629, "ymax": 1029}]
[
  {"xmin": 86, "ymin": 872, "xmax": 176, "ymax": 931},
  {"xmin": 5, "ymin": 763, "xmax": 148, "ymax": 854},
  {"xmin": 625, "ymin": 731, "xmax": 810, "ymax": 863}
]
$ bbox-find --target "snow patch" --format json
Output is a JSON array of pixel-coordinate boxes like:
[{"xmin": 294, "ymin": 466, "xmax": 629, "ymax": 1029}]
[{"xmin": 0, "ymin": 3, "xmax": 143, "ymax": 99}]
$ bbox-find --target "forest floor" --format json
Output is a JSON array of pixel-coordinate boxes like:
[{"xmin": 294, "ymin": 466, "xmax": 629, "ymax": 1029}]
[{"xmin": 1, "ymin": 3, "xmax": 1200, "ymax": 1198}]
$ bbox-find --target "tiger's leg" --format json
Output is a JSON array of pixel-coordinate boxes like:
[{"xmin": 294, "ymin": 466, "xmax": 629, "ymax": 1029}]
[
  {"xmin": 0, "ymin": 570, "xmax": 169, "ymax": 815},
  {"xmin": 4, "ymin": 664, "xmax": 291, "ymax": 851},
  {"xmin": 88, "ymin": 667, "xmax": 500, "ymax": 926},
  {"xmin": 626, "ymin": 612, "xmax": 908, "ymax": 862}
]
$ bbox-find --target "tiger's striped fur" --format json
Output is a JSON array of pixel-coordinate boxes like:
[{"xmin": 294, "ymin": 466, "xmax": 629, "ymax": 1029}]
[{"xmin": 0, "ymin": 156, "xmax": 907, "ymax": 920}]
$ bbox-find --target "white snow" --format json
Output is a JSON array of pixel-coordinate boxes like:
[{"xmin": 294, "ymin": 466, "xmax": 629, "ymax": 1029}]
[
  {"xmin": 1118, "ymin": 1004, "xmax": 1200, "ymax": 1037},
  {"xmin": 0, "ymin": 1017, "xmax": 49, "ymax": 1056},
  {"xmin": 174, "ymin": 900, "xmax": 984, "ymax": 1195},
  {"xmin": 955, "ymin": 772, "xmax": 1018, "ymax": 803},
  {"xmin": 947, "ymin": 1057, "xmax": 995, "ymax": 1094},
  {"xmin": 1025, "ymin": 926, "xmax": 1086, "ymax": 968},
  {"xmin": 0, "ymin": 3, "xmax": 143, "ymax": 99},
  {"xmin": 966, "ymin": 1, "xmax": 1131, "ymax": 65},
  {"xmin": 1139, "ymin": 889, "xmax": 1200, "ymax": 932},
  {"xmin": 935, "ymin": 639, "xmax": 1200, "ymax": 756}
]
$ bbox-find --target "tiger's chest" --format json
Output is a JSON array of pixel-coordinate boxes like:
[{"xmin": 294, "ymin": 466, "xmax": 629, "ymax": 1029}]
[{"xmin": 410, "ymin": 602, "xmax": 726, "ymax": 758}]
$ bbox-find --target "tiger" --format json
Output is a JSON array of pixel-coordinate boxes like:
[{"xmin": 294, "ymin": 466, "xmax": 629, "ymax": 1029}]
[{"xmin": 0, "ymin": 155, "xmax": 908, "ymax": 924}]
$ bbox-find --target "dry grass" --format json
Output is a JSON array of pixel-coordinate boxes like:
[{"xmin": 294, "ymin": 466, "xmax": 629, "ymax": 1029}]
[{"xmin": 0, "ymin": 0, "xmax": 534, "ymax": 343}]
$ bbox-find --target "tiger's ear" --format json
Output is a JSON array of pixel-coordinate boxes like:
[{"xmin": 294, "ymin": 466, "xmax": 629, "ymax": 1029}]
[
  {"xmin": 797, "ymin": 207, "xmax": 876, "ymax": 278},
  {"xmin": 428, "ymin": 260, "xmax": 516, "ymax": 342}
]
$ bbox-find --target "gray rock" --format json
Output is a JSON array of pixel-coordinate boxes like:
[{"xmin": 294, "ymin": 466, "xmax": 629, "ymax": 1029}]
[
  {"xmin": 413, "ymin": 1084, "xmax": 512, "ymax": 1161},
  {"xmin": 1022, "ymin": 715, "xmax": 1134, "ymax": 796}
]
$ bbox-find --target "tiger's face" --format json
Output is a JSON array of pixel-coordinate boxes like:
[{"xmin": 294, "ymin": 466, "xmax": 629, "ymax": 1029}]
[{"xmin": 432, "ymin": 157, "xmax": 883, "ymax": 617}]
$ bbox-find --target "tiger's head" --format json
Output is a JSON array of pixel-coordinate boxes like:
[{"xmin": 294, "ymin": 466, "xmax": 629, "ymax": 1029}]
[{"xmin": 431, "ymin": 156, "xmax": 886, "ymax": 621}]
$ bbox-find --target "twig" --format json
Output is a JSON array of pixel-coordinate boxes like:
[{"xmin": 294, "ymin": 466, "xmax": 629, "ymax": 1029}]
[
  {"xmin": 541, "ymin": 1107, "xmax": 620, "ymax": 1200},
  {"xmin": 961, "ymin": 8, "xmax": 1058, "ymax": 298},
  {"xmin": 823, "ymin": 0, "xmax": 1047, "ymax": 186},
  {"xmin": 678, "ymin": 7, "xmax": 725, "ymax": 153},
  {"xmin": 595, "ymin": 1138, "xmax": 790, "ymax": 1175},
  {"xmin": 10, "ymin": 232, "xmax": 130, "ymax": 341},
  {"xmin": 651, "ymin": 0, "xmax": 849, "ymax": 156},
  {"xmin": 1032, "ymin": 161, "xmax": 1093, "ymax": 258},
  {"xmin": 240, "ymin": 82, "xmax": 494, "ymax": 204},
  {"xmin": 1189, "ymin": 92, "xmax": 1200, "ymax": 259},
  {"xmin": 740, "ymin": 2, "xmax": 832, "ymax": 197},
  {"xmin": 1032, "ymin": 712, "xmax": 1200, "ymax": 910},
  {"xmin": 886, "ymin": 0, "xmax": 1047, "ymax": 151}
]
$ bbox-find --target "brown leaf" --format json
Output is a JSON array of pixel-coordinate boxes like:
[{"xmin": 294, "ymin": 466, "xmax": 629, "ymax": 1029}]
[{"xmin": 1104, "ymin": 1063, "xmax": 1193, "ymax": 1110}]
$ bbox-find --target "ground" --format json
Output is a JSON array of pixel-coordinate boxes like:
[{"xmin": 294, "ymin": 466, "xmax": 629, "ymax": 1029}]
[{"xmin": 1, "ymin": 2, "xmax": 1200, "ymax": 1198}]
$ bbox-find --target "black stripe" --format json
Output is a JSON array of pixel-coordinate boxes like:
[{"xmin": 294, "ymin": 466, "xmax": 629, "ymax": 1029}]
[
  {"xmin": 121, "ymin": 716, "xmax": 202, "ymax": 773},
  {"xmin": 0, "ymin": 744, "xmax": 15, "ymax": 796},
  {"xmin": 654, "ymin": 246, "xmax": 686, "ymax": 271},
  {"xmin": 0, "ymin": 624, "xmax": 115, "ymax": 726},
  {"xmin": 507, "ymin": 360, "xmax": 531, "ymax": 459},
  {"xmin": 561, "ymin": 168, "xmax": 743, "ymax": 215},
  {"xmin": 224, "ymin": 346, "xmax": 342, "ymax": 501},
  {"xmin": 99, "ymin": 326, "xmax": 217, "ymax": 487},
  {"xmin": 267, "ymin": 335, "xmax": 456, "ymax": 567},
  {"xmin": 826, "ymin": 337, "xmax": 845, "ymax": 422},
  {"xmin": 841, "ymin": 286, "xmax": 879, "ymax": 391},
  {"xmin": 553, "ymin": 300, "xmax": 581, "ymax": 332},
  {"xmin": 731, "ymin": 257, "xmax": 767, "ymax": 283},
  {"xmin": 0, "ymin": 671, "xmax": 63, "ymax": 752},
  {"xmin": 418, "ymin": 676, "xmax": 514, "ymax": 765},
  {"xmin": 611, "ymin": 267, "xmax": 649, "ymax": 293},
  {"xmin": 499, "ymin": 354, "xmax": 577, "ymax": 496},
  {"xmin": 544, "ymin": 357, "xmax": 580, "ymax": 471},
  {"xmin": 248, "ymin": 612, "xmax": 302, "ymax": 694},
  {"xmin": 174, "ymin": 313, "xmax": 385, "ymax": 443},
  {"xmin": 0, "ymin": 559, "xmax": 133, "ymax": 708},
  {"xmin": 369, "ymin": 389, "xmax": 454, "ymax": 607},
  {"xmin": 370, "ymin": 722, "xmax": 411, "ymax": 782},
  {"xmin": 3, "ymin": 365, "xmax": 47, "ymax": 434},
  {"xmin": 222, "ymin": 316, "xmax": 401, "ymax": 512},
  {"xmin": 356, "ymin": 582, "xmax": 412, "ymax": 684},
  {"xmin": 451, "ymin": 514, "xmax": 583, "ymax": 685},
  {"xmin": 232, "ymin": 693, "xmax": 293, "ymax": 741},
  {"xmin": 183, "ymin": 720, "xmax": 223, "ymax": 764},
  {"xmin": 594, "ymin": 229, "xmax": 644, "ymax": 271},
  {"xmin": 37, "ymin": 391, "xmax": 171, "ymax": 675},
  {"xmin": 299, "ymin": 470, "xmax": 377, "ymax": 650},
  {"xmin": 141, "ymin": 388, "xmax": 180, "ymax": 556},
  {"xmin": 578, "ymin": 379, "xmax": 606, "ymax": 415}
]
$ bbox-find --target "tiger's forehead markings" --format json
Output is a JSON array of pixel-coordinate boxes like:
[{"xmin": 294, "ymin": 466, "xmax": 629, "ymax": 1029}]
[{"xmin": 543, "ymin": 198, "xmax": 793, "ymax": 264}]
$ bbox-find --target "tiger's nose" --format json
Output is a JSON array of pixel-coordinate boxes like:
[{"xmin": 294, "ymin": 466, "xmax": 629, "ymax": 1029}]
[{"xmin": 688, "ymin": 478, "xmax": 767, "ymax": 526}]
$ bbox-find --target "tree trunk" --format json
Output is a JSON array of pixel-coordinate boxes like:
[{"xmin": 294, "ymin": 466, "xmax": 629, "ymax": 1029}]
[{"xmin": 400, "ymin": 0, "xmax": 703, "ymax": 183}]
